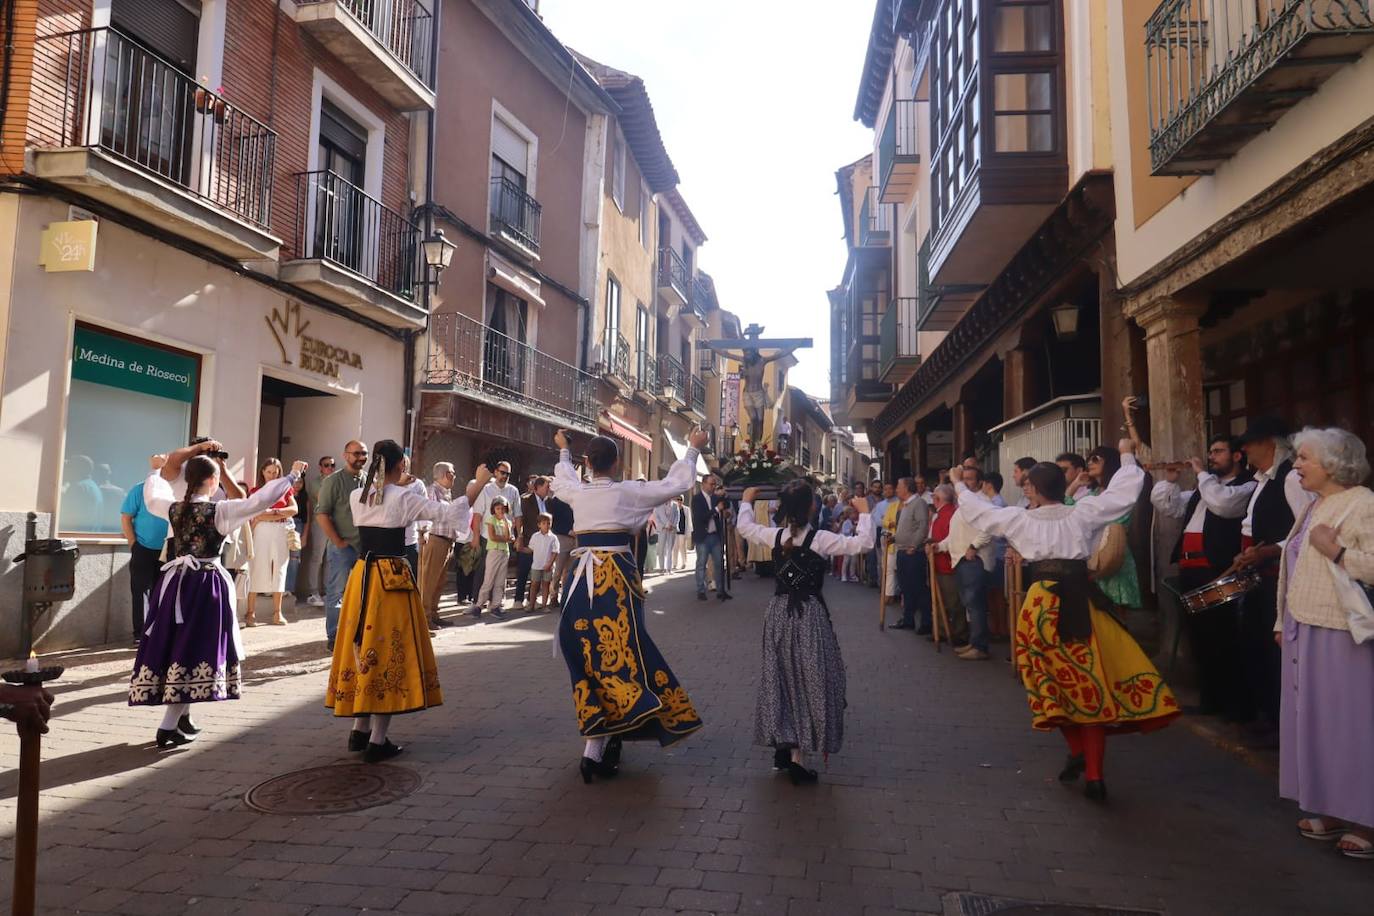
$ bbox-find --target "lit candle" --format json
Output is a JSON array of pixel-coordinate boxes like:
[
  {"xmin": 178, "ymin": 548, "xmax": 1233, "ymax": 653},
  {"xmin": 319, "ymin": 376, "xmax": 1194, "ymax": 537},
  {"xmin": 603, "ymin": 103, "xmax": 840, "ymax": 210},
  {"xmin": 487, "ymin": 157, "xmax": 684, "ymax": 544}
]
[{"xmin": 25, "ymin": 652, "xmax": 38, "ymax": 674}]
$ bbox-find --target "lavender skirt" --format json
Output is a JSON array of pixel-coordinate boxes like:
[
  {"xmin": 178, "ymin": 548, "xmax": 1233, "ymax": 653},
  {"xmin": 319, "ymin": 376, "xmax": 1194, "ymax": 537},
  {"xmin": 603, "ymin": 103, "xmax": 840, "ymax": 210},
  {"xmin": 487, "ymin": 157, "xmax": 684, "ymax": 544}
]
[
  {"xmin": 128, "ymin": 562, "xmax": 242, "ymax": 706},
  {"xmin": 1280, "ymin": 614, "xmax": 1374, "ymax": 829}
]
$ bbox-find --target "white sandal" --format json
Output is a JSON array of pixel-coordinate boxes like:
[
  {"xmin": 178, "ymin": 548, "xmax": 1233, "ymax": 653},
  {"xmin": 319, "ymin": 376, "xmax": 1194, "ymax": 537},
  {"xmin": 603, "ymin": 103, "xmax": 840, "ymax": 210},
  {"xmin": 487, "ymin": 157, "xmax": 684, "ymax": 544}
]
[
  {"xmin": 1338, "ymin": 833, "xmax": 1374, "ymax": 860},
  {"xmin": 1299, "ymin": 816, "xmax": 1347, "ymax": 841}
]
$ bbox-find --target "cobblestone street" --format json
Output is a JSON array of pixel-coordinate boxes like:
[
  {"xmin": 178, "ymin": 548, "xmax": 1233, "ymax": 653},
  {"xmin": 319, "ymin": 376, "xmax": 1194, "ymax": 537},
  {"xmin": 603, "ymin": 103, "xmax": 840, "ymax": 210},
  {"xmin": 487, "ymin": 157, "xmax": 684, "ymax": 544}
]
[{"xmin": 1, "ymin": 569, "xmax": 1368, "ymax": 916}]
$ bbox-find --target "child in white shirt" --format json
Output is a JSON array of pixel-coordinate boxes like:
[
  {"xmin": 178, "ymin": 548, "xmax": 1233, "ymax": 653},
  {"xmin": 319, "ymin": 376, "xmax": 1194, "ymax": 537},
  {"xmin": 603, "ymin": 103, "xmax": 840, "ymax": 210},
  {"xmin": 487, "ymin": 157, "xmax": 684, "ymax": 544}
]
[{"xmin": 527, "ymin": 513, "xmax": 561, "ymax": 611}]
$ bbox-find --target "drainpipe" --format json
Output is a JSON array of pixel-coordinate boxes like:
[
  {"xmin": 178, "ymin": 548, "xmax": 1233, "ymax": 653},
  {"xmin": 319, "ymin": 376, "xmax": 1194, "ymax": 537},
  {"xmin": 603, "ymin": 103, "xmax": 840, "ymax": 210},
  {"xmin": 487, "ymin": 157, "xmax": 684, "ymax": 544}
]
[
  {"xmin": 0, "ymin": 0, "xmax": 17, "ymax": 149},
  {"xmin": 407, "ymin": 0, "xmax": 442, "ymax": 452}
]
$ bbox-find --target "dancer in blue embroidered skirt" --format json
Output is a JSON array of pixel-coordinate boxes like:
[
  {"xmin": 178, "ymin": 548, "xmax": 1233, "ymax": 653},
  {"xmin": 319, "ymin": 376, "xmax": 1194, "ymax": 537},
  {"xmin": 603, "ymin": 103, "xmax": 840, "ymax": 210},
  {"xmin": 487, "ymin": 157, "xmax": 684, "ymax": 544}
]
[
  {"xmin": 128, "ymin": 441, "xmax": 307, "ymax": 747},
  {"xmin": 550, "ymin": 426, "xmax": 706, "ymax": 783},
  {"xmin": 736, "ymin": 482, "xmax": 875, "ymax": 784}
]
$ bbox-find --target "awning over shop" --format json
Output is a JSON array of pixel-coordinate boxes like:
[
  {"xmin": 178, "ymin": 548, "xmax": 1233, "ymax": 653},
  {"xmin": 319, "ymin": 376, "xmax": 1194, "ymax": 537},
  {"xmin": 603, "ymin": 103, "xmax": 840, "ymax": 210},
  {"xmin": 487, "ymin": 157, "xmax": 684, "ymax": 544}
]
[
  {"xmin": 662, "ymin": 429, "xmax": 710, "ymax": 478},
  {"xmin": 486, "ymin": 251, "xmax": 546, "ymax": 308},
  {"xmin": 599, "ymin": 411, "xmax": 653, "ymax": 452}
]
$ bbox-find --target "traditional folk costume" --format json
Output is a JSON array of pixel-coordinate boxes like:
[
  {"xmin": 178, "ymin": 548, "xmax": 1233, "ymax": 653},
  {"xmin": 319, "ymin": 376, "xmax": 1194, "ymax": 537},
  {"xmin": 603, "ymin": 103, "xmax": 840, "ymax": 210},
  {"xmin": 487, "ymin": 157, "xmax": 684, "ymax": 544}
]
[
  {"xmin": 128, "ymin": 470, "xmax": 299, "ymax": 745},
  {"xmin": 325, "ymin": 482, "xmax": 471, "ymax": 758},
  {"xmin": 550, "ymin": 446, "xmax": 703, "ymax": 773},
  {"xmin": 955, "ymin": 453, "xmax": 1179, "ymax": 798},
  {"xmin": 736, "ymin": 504, "xmax": 874, "ymax": 781}
]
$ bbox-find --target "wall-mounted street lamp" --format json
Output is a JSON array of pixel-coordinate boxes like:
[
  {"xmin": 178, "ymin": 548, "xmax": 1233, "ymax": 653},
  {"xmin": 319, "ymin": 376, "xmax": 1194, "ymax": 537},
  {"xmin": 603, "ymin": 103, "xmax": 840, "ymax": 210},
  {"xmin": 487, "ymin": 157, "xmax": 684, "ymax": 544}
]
[
  {"xmin": 420, "ymin": 229, "xmax": 456, "ymax": 280},
  {"xmin": 1050, "ymin": 302, "xmax": 1080, "ymax": 340}
]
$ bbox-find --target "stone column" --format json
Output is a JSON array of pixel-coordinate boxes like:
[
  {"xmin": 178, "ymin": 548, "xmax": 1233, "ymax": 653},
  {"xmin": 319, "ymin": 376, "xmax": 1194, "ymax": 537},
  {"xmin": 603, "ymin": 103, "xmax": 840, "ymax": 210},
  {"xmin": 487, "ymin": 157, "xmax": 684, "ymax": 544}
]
[{"xmin": 1132, "ymin": 295, "xmax": 1207, "ymax": 461}]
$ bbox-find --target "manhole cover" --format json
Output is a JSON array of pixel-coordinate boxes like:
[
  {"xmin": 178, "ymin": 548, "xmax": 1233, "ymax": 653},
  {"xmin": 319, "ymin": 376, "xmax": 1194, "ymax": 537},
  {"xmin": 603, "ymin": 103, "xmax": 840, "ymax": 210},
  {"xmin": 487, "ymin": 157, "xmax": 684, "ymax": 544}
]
[
  {"xmin": 946, "ymin": 894, "xmax": 1162, "ymax": 916},
  {"xmin": 245, "ymin": 764, "xmax": 421, "ymax": 815}
]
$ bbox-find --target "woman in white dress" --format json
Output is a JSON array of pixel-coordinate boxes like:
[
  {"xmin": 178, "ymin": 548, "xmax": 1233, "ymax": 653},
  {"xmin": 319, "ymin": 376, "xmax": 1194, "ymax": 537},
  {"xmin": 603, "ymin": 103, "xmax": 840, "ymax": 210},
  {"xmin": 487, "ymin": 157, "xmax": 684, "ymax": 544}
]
[{"xmin": 245, "ymin": 458, "xmax": 297, "ymax": 627}]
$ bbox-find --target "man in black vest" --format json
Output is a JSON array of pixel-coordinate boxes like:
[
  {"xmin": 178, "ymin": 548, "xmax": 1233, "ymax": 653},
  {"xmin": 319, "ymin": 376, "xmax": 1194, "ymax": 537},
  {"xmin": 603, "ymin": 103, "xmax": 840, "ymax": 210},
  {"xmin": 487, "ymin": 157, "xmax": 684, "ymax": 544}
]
[
  {"xmin": 1227, "ymin": 417, "xmax": 1314, "ymax": 740},
  {"xmin": 546, "ymin": 491, "xmax": 575, "ymax": 607},
  {"xmin": 1151, "ymin": 435, "xmax": 1255, "ymax": 718}
]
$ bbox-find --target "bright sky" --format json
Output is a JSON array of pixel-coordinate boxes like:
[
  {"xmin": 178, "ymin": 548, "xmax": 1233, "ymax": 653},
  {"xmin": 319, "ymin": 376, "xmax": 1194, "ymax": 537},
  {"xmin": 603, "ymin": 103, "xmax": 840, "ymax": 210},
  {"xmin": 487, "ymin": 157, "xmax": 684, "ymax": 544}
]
[{"xmin": 540, "ymin": 0, "xmax": 874, "ymax": 401}]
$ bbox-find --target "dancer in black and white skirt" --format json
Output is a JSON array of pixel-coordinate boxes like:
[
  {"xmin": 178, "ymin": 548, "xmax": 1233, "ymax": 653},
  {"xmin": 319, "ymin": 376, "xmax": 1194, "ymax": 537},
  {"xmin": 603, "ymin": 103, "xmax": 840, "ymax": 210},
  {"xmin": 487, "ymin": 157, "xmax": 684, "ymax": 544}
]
[{"xmin": 736, "ymin": 481, "xmax": 874, "ymax": 784}]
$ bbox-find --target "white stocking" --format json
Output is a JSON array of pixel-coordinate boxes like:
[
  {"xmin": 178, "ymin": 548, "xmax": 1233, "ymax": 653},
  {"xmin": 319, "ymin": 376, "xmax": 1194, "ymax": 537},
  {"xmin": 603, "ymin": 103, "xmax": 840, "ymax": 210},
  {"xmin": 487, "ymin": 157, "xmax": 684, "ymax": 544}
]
[
  {"xmin": 791, "ymin": 748, "xmax": 804, "ymax": 766},
  {"xmin": 583, "ymin": 736, "xmax": 608, "ymax": 762},
  {"xmin": 159, "ymin": 703, "xmax": 188, "ymax": 730},
  {"xmin": 369, "ymin": 714, "xmax": 391, "ymax": 745},
  {"xmin": 351, "ymin": 718, "xmax": 370, "ymax": 733}
]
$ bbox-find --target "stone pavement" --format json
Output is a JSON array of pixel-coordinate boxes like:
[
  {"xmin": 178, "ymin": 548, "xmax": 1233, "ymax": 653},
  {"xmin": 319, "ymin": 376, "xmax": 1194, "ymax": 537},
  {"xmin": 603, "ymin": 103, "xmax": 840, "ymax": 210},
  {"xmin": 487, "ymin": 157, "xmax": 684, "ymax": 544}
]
[{"xmin": 0, "ymin": 567, "xmax": 1368, "ymax": 916}]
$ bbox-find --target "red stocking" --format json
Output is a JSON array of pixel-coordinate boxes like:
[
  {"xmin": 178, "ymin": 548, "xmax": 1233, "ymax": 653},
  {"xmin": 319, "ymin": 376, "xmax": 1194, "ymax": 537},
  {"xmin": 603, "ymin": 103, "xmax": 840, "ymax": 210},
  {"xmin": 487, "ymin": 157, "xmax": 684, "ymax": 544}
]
[
  {"xmin": 1081, "ymin": 725, "xmax": 1106, "ymax": 781},
  {"xmin": 1060, "ymin": 724, "xmax": 1084, "ymax": 757}
]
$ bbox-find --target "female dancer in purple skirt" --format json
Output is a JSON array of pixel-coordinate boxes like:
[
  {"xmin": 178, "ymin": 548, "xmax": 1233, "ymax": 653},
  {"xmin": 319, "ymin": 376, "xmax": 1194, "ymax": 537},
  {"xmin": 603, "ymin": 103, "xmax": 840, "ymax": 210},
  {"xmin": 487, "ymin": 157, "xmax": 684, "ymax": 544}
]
[{"xmin": 128, "ymin": 440, "xmax": 307, "ymax": 747}]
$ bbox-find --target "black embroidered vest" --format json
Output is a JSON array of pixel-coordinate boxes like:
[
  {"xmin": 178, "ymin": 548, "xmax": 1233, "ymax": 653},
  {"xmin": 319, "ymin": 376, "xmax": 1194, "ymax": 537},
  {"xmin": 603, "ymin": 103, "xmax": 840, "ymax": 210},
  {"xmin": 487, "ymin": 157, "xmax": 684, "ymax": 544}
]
[
  {"xmin": 1251, "ymin": 459, "xmax": 1296, "ymax": 546},
  {"xmin": 167, "ymin": 501, "xmax": 225, "ymax": 560},
  {"xmin": 773, "ymin": 528, "xmax": 828, "ymax": 615},
  {"xmin": 1170, "ymin": 469, "xmax": 1253, "ymax": 571}
]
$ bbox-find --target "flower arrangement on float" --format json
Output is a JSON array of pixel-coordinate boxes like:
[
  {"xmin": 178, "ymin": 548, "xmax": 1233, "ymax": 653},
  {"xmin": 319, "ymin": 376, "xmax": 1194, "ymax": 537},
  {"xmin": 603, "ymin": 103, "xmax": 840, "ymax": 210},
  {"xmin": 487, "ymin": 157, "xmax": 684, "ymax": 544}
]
[{"xmin": 718, "ymin": 441, "xmax": 804, "ymax": 496}]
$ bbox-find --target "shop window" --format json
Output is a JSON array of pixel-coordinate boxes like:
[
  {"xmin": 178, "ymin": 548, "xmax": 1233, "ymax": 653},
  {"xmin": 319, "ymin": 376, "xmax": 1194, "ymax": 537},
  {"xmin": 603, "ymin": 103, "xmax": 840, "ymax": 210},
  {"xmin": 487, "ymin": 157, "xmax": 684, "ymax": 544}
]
[{"xmin": 61, "ymin": 325, "xmax": 200, "ymax": 536}]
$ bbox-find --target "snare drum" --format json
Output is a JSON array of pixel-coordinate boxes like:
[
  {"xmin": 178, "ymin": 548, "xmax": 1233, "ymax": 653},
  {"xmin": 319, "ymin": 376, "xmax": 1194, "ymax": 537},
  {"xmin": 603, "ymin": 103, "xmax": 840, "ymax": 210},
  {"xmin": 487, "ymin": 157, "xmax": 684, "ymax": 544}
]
[{"xmin": 1181, "ymin": 571, "xmax": 1261, "ymax": 614}]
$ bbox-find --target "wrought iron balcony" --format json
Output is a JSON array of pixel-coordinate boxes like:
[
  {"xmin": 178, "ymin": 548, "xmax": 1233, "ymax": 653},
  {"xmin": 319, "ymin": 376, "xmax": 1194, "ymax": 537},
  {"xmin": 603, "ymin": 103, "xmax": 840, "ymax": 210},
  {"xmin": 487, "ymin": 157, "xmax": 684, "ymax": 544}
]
[
  {"xmin": 697, "ymin": 346, "xmax": 718, "ymax": 376},
  {"xmin": 28, "ymin": 27, "xmax": 278, "ymax": 258},
  {"xmin": 1146, "ymin": 0, "xmax": 1374, "ymax": 175},
  {"xmin": 879, "ymin": 99, "xmax": 920, "ymax": 203},
  {"xmin": 636, "ymin": 348, "xmax": 658, "ymax": 392},
  {"xmin": 858, "ymin": 186, "xmax": 891, "ymax": 248},
  {"xmin": 880, "ymin": 297, "xmax": 921, "ymax": 385},
  {"xmin": 689, "ymin": 374, "xmax": 707, "ymax": 415},
  {"xmin": 688, "ymin": 276, "xmax": 711, "ymax": 324},
  {"xmin": 291, "ymin": 169, "xmax": 418, "ymax": 302},
  {"xmin": 296, "ymin": 0, "xmax": 436, "ymax": 110},
  {"xmin": 657, "ymin": 246, "xmax": 690, "ymax": 303},
  {"xmin": 601, "ymin": 328, "xmax": 633, "ymax": 386},
  {"xmin": 489, "ymin": 176, "xmax": 542, "ymax": 254},
  {"xmin": 657, "ymin": 352, "xmax": 687, "ymax": 405},
  {"xmin": 424, "ymin": 311, "xmax": 597, "ymax": 427}
]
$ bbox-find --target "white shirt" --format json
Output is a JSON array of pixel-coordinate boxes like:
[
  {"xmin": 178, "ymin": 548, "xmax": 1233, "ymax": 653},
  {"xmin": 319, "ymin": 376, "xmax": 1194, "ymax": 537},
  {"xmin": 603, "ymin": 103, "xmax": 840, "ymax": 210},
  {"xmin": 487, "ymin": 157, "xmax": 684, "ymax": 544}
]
[
  {"xmin": 652, "ymin": 501, "xmax": 680, "ymax": 532},
  {"xmin": 937, "ymin": 509, "xmax": 996, "ymax": 571},
  {"xmin": 473, "ymin": 480, "xmax": 521, "ymax": 519},
  {"xmin": 549, "ymin": 447, "xmax": 697, "ymax": 532},
  {"xmin": 779, "ymin": 419, "xmax": 792, "ymax": 436},
  {"xmin": 921, "ymin": 491, "xmax": 935, "ymax": 506},
  {"xmin": 1152, "ymin": 473, "xmax": 1253, "ymax": 536},
  {"xmin": 737, "ymin": 503, "xmax": 874, "ymax": 557},
  {"xmin": 529, "ymin": 529, "xmax": 560, "ymax": 569},
  {"xmin": 349, "ymin": 483, "xmax": 472, "ymax": 533},
  {"xmin": 425, "ymin": 482, "xmax": 466, "ymax": 541},
  {"xmin": 954, "ymin": 454, "xmax": 1145, "ymax": 562},
  {"xmin": 403, "ymin": 478, "xmax": 430, "ymax": 546},
  {"xmin": 144, "ymin": 472, "xmax": 296, "ymax": 536}
]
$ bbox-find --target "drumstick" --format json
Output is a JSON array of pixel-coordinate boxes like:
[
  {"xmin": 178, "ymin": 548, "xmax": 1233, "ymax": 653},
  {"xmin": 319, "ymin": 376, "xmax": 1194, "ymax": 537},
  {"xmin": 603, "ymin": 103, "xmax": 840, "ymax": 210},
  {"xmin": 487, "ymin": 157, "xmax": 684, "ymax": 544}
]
[{"xmin": 1218, "ymin": 541, "xmax": 1270, "ymax": 578}]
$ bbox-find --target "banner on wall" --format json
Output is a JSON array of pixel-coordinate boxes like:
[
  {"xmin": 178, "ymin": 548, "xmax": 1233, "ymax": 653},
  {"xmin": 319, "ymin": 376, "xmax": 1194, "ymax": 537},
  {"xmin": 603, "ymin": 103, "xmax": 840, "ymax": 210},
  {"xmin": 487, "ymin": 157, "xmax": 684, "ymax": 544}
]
[
  {"xmin": 71, "ymin": 325, "xmax": 198, "ymax": 402},
  {"xmin": 721, "ymin": 373, "xmax": 740, "ymax": 429}
]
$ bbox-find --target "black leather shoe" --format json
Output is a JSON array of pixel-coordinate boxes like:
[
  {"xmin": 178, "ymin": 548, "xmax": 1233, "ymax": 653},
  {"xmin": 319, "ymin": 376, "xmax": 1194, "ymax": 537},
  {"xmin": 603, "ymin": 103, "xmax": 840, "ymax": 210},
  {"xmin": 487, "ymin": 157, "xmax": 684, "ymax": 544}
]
[
  {"xmin": 890, "ymin": 621, "xmax": 915, "ymax": 630},
  {"xmin": 697, "ymin": 593, "xmax": 708, "ymax": 601},
  {"xmin": 718, "ymin": 593, "xmax": 732, "ymax": 601},
  {"xmin": 348, "ymin": 730, "xmax": 369, "ymax": 753},
  {"xmin": 1058, "ymin": 753, "xmax": 1086, "ymax": 783},
  {"xmin": 1084, "ymin": 779, "xmax": 1107, "ymax": 803},
  {"xmin": 156, "ymin": 728, "xmax": 193, "ymax": 748},
  {"xmin": 579, "ymin": 756, "xmax": 618, "ymax": 784},
  {"xmin": 364, "ymin": 739, "xmax": 404, "ymax": 763},
  {"xmin": 786, "ymin": 762, "xmax": 819, "ymax": 785},
  {"xmin": 604, "ymin": 737, "xmax": 624, "ymax": 769},
  {"xmin": 914, "ymin": 627, "xmax": 932, "ymax": 636},
  {"xmin": 773, "ymin": 747, "xmax": 791, "ymax": 770},
  {"xmin": 177, "ymin": 714, "xmax": 201, "ymax": 736}
]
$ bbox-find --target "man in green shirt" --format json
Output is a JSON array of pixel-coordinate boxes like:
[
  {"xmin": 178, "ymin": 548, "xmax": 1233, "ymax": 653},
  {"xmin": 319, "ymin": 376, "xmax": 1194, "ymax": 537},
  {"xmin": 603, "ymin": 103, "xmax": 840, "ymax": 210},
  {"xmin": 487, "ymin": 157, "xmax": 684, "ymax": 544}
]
[{"xmin": 315, "ymin": 440, "xmax": 368, "ymax": 648}]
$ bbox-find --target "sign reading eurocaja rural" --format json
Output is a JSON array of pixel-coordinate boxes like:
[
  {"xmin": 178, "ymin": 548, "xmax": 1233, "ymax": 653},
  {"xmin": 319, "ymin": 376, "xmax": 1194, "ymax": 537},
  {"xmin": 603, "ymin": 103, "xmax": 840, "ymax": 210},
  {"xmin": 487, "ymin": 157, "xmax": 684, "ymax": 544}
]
[{"xmin": 266, "ymin": 301, "xmax": 364, "ymax": 379}]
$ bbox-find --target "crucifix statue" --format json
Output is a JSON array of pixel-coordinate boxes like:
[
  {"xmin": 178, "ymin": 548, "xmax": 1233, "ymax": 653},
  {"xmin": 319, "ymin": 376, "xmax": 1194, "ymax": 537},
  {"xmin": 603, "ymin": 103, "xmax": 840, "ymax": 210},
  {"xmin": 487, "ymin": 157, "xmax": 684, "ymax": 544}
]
[{"xmin": 704, "ymin": 324, "xmax": 812, "ymax": 445}]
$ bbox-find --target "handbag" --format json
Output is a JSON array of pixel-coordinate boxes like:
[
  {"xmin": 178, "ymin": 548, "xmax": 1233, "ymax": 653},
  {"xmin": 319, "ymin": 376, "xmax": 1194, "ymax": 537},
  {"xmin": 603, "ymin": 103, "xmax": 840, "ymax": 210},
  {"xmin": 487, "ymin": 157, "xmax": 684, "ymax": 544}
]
[
  {"xmin": 376, "ymin": 558, "xmax": 413, "ymax": 591},
  {"xmin": 286, "ymin": 522, "xmax": 302, "ymax": 553},
  {"xmin": 1088, "ymin": 521, "xmax": 1128, "ymax": 580},
  {"xmin": 1320, "ymin": 493, "xmax": 1374, "ymax": 645}
]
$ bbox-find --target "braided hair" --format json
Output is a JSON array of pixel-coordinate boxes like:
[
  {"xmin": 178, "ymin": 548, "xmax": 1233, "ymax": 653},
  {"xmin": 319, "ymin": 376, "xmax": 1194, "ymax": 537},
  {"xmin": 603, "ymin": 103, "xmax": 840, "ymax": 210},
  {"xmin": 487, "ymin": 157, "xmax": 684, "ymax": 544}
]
[
  {"xmin": 360, "ymin": 439, "xmax": 405, "ymax": 507},
  {"xmin": 181, "ymin": 455, "xmax": 218, "ymax": 517}
]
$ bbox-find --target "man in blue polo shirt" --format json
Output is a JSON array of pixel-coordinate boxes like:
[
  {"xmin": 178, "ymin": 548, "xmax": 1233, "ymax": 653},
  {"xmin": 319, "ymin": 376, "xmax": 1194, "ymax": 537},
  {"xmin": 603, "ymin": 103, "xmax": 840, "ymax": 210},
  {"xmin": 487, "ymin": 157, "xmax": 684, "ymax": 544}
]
[{"xmin": 120, "ymin": 455, "xmax": 170, "ymax": 643}]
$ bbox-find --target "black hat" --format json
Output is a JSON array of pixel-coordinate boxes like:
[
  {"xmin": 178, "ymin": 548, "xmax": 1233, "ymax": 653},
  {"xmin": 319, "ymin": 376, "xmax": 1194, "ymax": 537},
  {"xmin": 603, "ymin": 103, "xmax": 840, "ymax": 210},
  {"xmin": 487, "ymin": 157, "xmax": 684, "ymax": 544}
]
[{"xmin": 1240, "ymin": 416, "xmax": 1290, "ymax": 445}]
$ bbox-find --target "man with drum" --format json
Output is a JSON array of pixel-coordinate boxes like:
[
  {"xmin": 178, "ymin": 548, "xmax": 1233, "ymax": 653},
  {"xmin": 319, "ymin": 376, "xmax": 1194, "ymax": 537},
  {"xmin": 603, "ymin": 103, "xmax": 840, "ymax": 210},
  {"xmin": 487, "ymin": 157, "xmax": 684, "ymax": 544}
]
[{"xmin": 1151, "ymin": 436, "xmax": 1254, "ymax": 719}]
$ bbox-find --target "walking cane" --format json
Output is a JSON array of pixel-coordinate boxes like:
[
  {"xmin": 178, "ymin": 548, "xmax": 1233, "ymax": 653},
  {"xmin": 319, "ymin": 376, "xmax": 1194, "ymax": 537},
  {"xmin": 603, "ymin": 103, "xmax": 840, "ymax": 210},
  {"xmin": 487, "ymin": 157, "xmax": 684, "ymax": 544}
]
[
  {"xmin": 877, "ymin": 536, "xmax": 887, "ymax": 632},
  {"xmin": 5, "ymin": 663, "xmax": 61, "ymax": 916},
  {"xmin": 927, "ymin": 546, "xmax": 949, "ymax": 653},
  {"xmin": 1008, "ymin": 558, "xmax": 1025, "ymax": 675}
]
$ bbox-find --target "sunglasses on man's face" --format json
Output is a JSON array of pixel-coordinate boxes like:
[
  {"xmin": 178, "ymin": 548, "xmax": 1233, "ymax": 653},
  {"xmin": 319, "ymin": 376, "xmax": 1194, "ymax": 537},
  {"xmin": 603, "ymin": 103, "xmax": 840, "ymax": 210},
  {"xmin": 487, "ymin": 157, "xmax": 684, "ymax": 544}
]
[{"xmin": 321, "ymin": 462, "xmax": 336, "ymax": 468}]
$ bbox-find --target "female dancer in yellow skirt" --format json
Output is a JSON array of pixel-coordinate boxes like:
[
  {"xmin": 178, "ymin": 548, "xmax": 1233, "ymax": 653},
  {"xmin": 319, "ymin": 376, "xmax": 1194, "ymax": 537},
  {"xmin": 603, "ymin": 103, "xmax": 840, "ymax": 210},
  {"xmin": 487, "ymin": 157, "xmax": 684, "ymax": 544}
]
[
  {"xmin": 953, "ymin": 439, "xmax": 1179, "ymax": 802},
  {"xmin": 325, "ymin": 439, "xmax": 488, "ymax": 762}
]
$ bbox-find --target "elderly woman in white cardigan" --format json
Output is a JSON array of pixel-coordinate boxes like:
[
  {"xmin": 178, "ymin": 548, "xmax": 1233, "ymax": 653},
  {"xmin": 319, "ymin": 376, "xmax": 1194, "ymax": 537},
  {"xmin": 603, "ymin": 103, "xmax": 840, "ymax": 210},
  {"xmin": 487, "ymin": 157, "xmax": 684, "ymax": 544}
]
[{"xmin": 1277, "ymin": 426, "xmax": 1374, "ymax": 860}]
